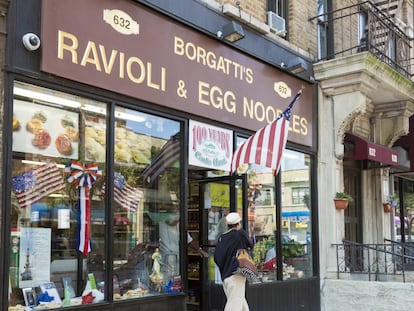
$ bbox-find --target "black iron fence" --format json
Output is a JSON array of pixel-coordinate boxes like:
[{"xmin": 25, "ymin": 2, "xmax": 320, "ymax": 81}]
[
  {"xmin": 310, "ymin": 1, "xmax": 412, "ymax": 79},
  {"xmin": 333, "ymin": 240, "xmax": 414, "ymax": 282}
]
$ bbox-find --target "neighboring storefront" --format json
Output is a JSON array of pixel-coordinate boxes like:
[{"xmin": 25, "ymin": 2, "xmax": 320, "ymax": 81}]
[
  {"xmin": 393, "ymin": 117, "xmax": 414, "ymax": 244},
  {"xmin": 2, "ymin": 0, "xmax": 319, "ymax": 310}
]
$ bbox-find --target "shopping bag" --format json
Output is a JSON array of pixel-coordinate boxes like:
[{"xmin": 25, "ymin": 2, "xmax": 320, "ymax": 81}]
[{"xmin": 236, "ymin": 249, "xmax": 259, "ymax": 282}]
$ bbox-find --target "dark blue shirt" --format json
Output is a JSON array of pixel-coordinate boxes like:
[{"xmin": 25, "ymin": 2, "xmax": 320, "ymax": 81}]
[{"xmin": 214, "ymin": 229, "xmax": 252, "ymax": 281}]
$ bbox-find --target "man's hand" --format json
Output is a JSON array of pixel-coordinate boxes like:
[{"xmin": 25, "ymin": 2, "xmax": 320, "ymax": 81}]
[{"xmin": 197, "ymin": 248, "xmax": 208, "ymax": 258}]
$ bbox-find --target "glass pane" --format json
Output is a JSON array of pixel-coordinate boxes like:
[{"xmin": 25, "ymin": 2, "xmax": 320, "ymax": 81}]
[
  {"xmin": 112, "ymin": 106, "xmax": 181, "ymax": 298},
  {"xmin": 280, "ymin": 149, "xmax": 312, "ymax": 279},
  {"xmin": 397, "ymin": 180, "xmax": 414, "ymax": 242},
  {"xmin": 10, "ymin": 81, "xmax": 107, "ymax": 307},
  {"xmin": 246, "ymin": 165, "xmax": 277, "ymax": 283},
  {"xmin": 202, "ymin": 182, "xmax": 230, "ymax": 246},
  {"xmin": 203, "ymin": 178, "xmax": 240, "ymax": 311}
]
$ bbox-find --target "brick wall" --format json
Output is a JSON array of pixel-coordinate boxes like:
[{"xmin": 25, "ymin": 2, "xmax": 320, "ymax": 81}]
[
  {"xmin": 213, "ymin": 0, "xmax": 319, "ymax": 59},
  {"xmin": 288, "ymin": 0, "xmax": 318, "ymax": 57},
  {"xmin": 219, "ymin": 0, "xmax": 267, "ymax": 21}
]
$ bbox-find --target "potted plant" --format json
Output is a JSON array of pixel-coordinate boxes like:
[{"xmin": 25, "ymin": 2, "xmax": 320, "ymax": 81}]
[
  {"xmin": 282, "ymin": 238, "xmax": 305, "ymax": 259},
  {"xmin": 334, "ymin": 192, "xmax": 353, "ymax": 210},
  {"xmin": 282, "ymin": 238, "xmax": 306, "ymax": 271},
  {"xmin": 383, "ymin": 194, "xmax": 398, "ymax": 213}
]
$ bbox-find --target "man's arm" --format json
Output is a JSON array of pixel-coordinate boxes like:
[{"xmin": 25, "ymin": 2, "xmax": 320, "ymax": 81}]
[{"xmin": 188, "ymin": 237, "xmax": 208, "ymax": 257}]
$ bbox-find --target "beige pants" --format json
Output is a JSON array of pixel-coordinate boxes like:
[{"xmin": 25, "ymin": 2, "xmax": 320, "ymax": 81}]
[{"xmin": 223, "ymin": 273, "xmax": 249, "ymax": 311}]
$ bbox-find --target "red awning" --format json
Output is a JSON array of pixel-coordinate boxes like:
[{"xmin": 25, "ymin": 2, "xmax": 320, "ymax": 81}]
[{"xmin": 345, "ymin": 133, "xmax": 398, "ymax": 166}]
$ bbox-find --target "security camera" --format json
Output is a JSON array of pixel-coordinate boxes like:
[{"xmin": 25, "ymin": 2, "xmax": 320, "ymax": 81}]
[{"xmin": 22, "ymin": 33, "xmax": 40, "ymax": 51}]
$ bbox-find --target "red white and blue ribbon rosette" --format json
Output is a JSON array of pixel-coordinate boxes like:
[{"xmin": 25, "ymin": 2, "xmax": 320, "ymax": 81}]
[{"xmin": 65, "ymin": 160, "xmax": 102, "ymax": 255}]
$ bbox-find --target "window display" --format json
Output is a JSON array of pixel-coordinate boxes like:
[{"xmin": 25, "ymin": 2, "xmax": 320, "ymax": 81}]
[
  {"xmin": 246, "ymin": 165, "xmax": 279, "ymax": 282},
  {"xmin": 10, "ymin": 81, "xmax": 108, "ymax": 308},
  {"xmin": 111, "ymin": 107, "xmax": 181, "ymax": 298},
  {"xmin": 280, "ymin": 150, "xmax": 312, "ymax": 279},
  {"xmin": 242, "ymin": 150, "xmax": 313, "ymax": 282},
  {"xmin": 9, "ymin": 82, "xmax": 183, "ymax": 309}
]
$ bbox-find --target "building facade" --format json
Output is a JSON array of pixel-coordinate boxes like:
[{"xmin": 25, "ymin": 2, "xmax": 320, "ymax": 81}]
[
  {"xmin": 314, "ymin": 0, "xmax": 414, "ymax": 310},
  {"xmin": 1, "ymin": 0, "xmax": 319, "ymax": 311},
  {"xmin": 1, "ymin": 0, "xmax": 413, "ymax": 311}
]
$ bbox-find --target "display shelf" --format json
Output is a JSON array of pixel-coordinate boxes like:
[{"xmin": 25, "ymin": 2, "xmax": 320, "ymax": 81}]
[
  {"xmin": 187, "ymin": 181, "xmax": 201, "ymax": 310},
  {"xmin": 187, "ymin": 301, "xmax": 200, "ymax": 306},
  {"xmin": 187, "ymin": 251, "xmax": 199, "ymax": 256}
]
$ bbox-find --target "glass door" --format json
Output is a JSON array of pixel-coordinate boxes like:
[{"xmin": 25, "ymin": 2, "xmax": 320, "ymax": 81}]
[{"xmin": 193, "ymin": 175, "xmax": 247, "ymax": 311}]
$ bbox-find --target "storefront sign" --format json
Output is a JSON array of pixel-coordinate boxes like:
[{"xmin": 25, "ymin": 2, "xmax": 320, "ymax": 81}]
[
  {"xmin": 41, "ymin": 0, "xmax": 314, "ymax": 147},
  {"xmin": 188, "ymin": 120, "xmax": 233, "ymax": 170}
]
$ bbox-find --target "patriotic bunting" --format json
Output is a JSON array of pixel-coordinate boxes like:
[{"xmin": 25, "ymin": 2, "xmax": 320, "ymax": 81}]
[
  {"xmin": 65, "ymin": 160, "xmax": 102, "ymax": 256},
  {"xmin": 231, "ymin": 89, "xmax": 303, "ymax": 176},
  {"xmin": 12, "ymin": 163, "xmax": 66, "ymax": 209}
]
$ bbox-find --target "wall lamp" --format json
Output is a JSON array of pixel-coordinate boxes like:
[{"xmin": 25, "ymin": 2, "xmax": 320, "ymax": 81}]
[
  {"xmin": 217, "ymin": 21, "xmax": 245, "ymax": 43},
  {"xmin": 285, "ymin": 57, "xmax": 308, "ymax": 74}
]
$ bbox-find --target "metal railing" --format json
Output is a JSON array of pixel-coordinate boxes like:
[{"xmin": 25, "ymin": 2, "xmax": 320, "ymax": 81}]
[
  {"xmin": 333, "ymin": 240, "xmax": 414, "ymax": 282},
  {"xmin": 309, "ymin": 1, "xmax": 412, "ymax": 79}
]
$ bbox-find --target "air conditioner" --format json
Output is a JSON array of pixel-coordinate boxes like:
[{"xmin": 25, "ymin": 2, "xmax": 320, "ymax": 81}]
[{"xmin": 267, "ymin": 11, "xmax": 286, "ymax": 35}]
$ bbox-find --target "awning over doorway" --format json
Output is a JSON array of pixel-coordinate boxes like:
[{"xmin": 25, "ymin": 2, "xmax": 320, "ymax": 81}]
[{"xmin": 345, "ymin": 133, "xmax": 398, "ymax": 166}]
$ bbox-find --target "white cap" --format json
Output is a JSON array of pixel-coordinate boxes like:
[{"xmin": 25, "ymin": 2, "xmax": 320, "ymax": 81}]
[{"xmin": 226, "ymin": 212, "xmax": 241, "ymax": 225}]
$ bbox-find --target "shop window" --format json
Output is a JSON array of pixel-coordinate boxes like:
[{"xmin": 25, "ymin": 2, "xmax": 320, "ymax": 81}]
[
  {"xmin": 236, "ymin": 135, "xmax": 310, "ymax": 282},
  {"xmin": 8, "ymin": 82, "xmax": 183, "ymax": 309},
  {"xmin": 241, "ymin": 142, "xmax": 313, "ymax": 282},
  {"xmin": 111, "ymin": 107, "xmax": 182, "ymax": 298},
  {"xmin": 10, "ymin": 81, "xmax": 107, "ymax": 307},
  {"xmin": 281, "ymin": 149, "xmax": 312, "ymax": 279},
  {"xmin": 247, "ymin": 167, "xmax": 278, "ymax": 281}
]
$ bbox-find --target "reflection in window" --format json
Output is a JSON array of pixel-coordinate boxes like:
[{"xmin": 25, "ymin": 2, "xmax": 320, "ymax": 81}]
[
  {"xmin": 292, "ymin": 187, "xmax": 310, "ymax": 205},
  {"xmin": 281, "ymin": 150, "xmax": 312, "ymax": 279},
  {"xmin": 245, "ymin": 164, "xmax": 278, "ymax": 282},
  {"xmin": 112, "ymin": 107, "xmax": 181, "ymax": 298},
  {"xmin": 241, "ymin": 143, "xmax": 313, "ymax": 282}
]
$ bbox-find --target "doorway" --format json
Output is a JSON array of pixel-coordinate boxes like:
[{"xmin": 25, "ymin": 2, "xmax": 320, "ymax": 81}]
[
  {"xmin": 186, "ymin": 172, "xmax": 247, "ymax": 311},
  {"xmin": 343, "ymin": 161, "xmax": 362, "ymax": 271}
]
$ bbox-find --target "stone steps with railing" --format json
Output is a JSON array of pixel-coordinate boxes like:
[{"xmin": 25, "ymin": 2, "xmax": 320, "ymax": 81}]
[{"xmin": 332, "ymin": 239, "xmax": 414, "ymax": 283}]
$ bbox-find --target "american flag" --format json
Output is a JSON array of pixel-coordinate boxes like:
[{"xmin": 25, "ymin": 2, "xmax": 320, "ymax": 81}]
[
  {"xmin": 231, "ymin": 89, "xmax": 302, "ymax": 176},
  {"xmin": 102, "ymin": 172, "xmax": 143, "ymax": 212},
  {"xmin": 12, "ymin": 163, "xmax": 66, "ymax": 209},
  {"xmin": 142, "ymin": 134, "xmax": 180, "ymax": 185}
]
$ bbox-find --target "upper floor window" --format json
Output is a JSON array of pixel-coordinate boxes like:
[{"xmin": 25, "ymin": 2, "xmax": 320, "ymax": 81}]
[
  {"xmin": 267, "ymin": 0, "xmax": 288, "ymax": 35},
  {"xmin": 267, "ymin": 0, "xmax": 287, "ymax": 17},
  {"xmin": 317, "ymin": 0, "xmax": 328, "ymax": 59}
]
